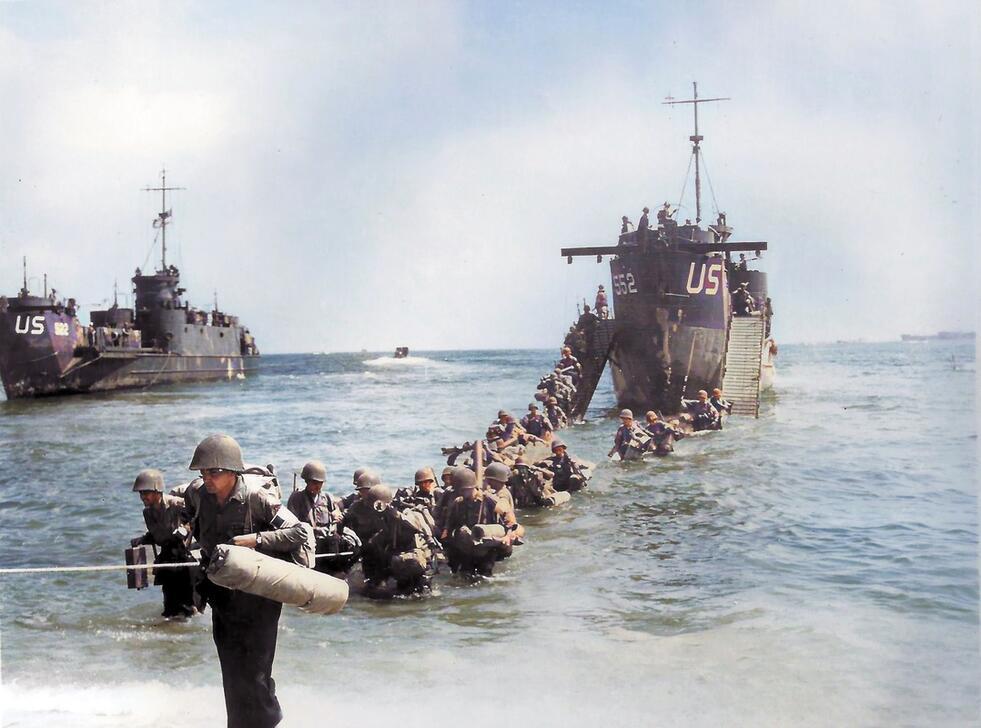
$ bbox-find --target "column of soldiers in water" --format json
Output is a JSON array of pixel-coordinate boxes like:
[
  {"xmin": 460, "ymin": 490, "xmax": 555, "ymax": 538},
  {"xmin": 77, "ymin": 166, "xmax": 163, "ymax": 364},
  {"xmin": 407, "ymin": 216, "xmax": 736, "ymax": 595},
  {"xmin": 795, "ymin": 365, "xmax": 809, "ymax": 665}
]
[
  {"xmin": 606, "ymin": 388, "xmax": 735, "ymax": 460},
  {"xmin": 129, "ymin": 430, "xmax": 593, "ymax": 725},
  {"xmin": 126, "ymin": 334, "xmax": 732, "ymax": 726}
]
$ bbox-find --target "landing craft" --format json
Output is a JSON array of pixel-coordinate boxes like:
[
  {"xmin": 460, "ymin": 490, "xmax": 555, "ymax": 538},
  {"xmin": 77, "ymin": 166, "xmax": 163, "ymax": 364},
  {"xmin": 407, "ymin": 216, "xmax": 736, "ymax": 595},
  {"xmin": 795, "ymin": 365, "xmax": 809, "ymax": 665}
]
[
  {"xmin": 0, "ymin": 171, "xmax": 260, "ymax": 399},
  {"xmin": 562, "ymin": 83, "xmax": 777, "ymax": 419}
]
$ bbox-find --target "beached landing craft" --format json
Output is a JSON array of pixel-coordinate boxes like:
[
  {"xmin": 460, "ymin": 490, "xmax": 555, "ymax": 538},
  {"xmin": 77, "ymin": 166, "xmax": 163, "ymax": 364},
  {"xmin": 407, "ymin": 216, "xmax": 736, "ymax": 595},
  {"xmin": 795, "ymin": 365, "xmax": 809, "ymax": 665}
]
[
  {"xmin": 562, "ymin": 83, "xmax": 777, "ymax": 420},
  {"xmin": 0, "ymin": 172, "xmax": 260, "ymax": 399}
]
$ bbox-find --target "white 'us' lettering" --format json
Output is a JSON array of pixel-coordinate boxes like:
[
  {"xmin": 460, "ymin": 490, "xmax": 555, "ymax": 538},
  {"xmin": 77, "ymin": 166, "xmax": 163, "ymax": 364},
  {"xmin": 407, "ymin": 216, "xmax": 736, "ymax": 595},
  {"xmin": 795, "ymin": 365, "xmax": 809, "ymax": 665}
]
[
  {"xmin": 685, "ymin": 262, "xmax": 723, "ymax": 295},
  {"xmin": 14, "ymin": 315, "xmax": 45, "ymax": 334}
]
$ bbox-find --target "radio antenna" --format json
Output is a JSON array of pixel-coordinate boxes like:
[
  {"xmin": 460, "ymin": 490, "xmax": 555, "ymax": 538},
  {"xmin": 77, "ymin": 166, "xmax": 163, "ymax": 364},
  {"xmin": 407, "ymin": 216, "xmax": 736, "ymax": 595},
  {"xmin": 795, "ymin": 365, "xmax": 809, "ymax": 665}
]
[
  {"xmin": 143, "ymin": 169, "xmax": 186, "ymax": 272},
  {"xmin": 663, "ymin": 82, "xmax": 729, "ymax": 223}
]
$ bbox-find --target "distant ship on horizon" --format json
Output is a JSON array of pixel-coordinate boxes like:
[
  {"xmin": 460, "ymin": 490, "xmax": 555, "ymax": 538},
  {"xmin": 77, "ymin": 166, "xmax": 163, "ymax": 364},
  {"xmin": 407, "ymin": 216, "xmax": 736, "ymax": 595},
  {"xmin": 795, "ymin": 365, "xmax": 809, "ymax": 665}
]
[{"xmin": 900, "ymin": 331, "xmax": 975, "ymax": 342}]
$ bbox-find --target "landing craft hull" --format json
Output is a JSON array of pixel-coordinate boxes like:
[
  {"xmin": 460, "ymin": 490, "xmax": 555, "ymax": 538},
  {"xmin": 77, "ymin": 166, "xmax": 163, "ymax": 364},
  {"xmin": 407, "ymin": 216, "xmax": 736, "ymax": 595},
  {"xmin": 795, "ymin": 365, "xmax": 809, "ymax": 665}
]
[
  {"xmin": 607, "ymin": 247, "xmax": 731, "ymax": 414},
  {"xmin": 0, "ymin": 309, "xmax": 258, "ymax": 399}
]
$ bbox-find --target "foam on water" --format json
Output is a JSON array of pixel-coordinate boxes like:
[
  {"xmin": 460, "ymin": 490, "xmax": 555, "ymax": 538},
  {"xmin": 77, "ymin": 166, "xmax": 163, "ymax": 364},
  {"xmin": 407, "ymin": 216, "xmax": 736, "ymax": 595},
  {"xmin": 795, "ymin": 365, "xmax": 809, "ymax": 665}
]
[{"xmin": 363, "ymin": 355, "xmax": 441, "ymax": 367}]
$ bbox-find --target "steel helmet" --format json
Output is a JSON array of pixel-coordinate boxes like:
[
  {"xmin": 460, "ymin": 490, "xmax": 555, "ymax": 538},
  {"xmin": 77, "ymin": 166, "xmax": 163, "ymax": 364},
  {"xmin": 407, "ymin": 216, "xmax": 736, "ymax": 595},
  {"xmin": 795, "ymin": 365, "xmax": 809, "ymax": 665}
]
[
  {"xmin": 712, "ymin": 388, "xmax": 722, "ymax": 396},
  {"xmin": 697, "ymin": 390, "xmax": 708, "ymax": 398},
  {"xmin": 132, "ymin": 468, "xmax": 164, "ymax": 493},
  {"xmin": 484, "ymin": 462, "xmax": 511, "ymax": 483},
  {"xmin": 356, "ymin": 470, "xmax": 381, "ymax": 491},
  {"xmin": 188, "ymin": 434, "xmax": 245, "ymax": 472},
  {"xmin": 528, "ymin": 403, "xmax": 538, "ymax": 411},
  {"xmin": 645, "ymin": 410, "xmax": 658, "ymax": 420},
  {"xmin": 441, "ymin": 466, "xmax": 455, "ymax": 479},
  {"xmin": 619, "ymin": 409, "xmax": 633, "ymax": 419},
  {"xmin": 301, "ymin": 460, "xmax": 326, "ymax": 482},
  {"xmin": 551, "ymin": 438, "xmax": 566, "ymax": 451},
  {"xmin": 414, "ymin": 466, "xmax": 435, "ymax": 484},
  {"xmin": 451, "ymin": 467, "xmax": 477, "ymax": 491},
  {"xmin": 367, "ymin": 484, "xmax": 394, "ymax": 506},
  {"xmin": 547, "ymin": 396, "xmax": 558, "ymax": 405},
  {"xmin": 352, "ymin": 467, "xmax": 367, "ymax": 485}
]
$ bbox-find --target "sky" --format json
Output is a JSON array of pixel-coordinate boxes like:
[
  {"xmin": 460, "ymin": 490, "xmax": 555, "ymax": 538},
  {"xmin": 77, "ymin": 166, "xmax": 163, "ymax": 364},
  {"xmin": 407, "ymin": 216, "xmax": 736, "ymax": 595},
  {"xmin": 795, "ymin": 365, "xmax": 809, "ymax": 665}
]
[{"xmin": 0, "ymin": 1, "xmax": 977, "ymax": 352}]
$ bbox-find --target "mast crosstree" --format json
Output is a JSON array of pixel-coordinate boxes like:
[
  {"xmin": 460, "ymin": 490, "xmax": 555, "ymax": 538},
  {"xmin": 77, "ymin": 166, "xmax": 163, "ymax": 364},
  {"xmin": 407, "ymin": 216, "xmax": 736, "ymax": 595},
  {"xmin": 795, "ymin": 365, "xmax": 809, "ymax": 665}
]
[
  {"xmin": 664, "ymin": 82, "xmax": 729, "ymax": 223},
  {"xmin": 143, "ymin": 169, "xmax": 186, "ymax": 272}
]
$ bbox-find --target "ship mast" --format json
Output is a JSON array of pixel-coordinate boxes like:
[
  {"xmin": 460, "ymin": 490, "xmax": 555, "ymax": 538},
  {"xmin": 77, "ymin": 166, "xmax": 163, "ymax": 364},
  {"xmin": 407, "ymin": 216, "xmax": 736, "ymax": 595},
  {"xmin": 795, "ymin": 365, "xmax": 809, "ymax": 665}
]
[
  {"xmin": 663, "ymin": 82, "xmax": 729, "ymax": 224},
  {"xmin": 143, "ymin": 169, "xmax": 186, "ymax": 272}
]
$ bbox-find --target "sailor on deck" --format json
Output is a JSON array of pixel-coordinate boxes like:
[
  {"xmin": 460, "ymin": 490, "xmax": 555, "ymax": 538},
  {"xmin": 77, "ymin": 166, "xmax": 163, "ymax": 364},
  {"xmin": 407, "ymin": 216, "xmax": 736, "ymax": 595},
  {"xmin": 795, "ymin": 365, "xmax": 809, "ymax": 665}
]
[
  {"xmin": 638, "ymin": 207, "xmax": 651, "ymax": 243},
  {"xmin": 594, "ymin": 286, "xmax": 608, "ymax": 319},
  {"xmin": 577, "ymin": 304, "xmax": 599, "ymax": 334}
]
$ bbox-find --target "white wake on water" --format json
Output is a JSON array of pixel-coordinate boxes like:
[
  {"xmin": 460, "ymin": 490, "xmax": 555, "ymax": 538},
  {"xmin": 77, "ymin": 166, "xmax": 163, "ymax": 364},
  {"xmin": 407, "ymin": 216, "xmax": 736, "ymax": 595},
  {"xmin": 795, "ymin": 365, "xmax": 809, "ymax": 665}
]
[{"xmin": 363, "ymin": 355, "xmax": 439, "ymax": 368}]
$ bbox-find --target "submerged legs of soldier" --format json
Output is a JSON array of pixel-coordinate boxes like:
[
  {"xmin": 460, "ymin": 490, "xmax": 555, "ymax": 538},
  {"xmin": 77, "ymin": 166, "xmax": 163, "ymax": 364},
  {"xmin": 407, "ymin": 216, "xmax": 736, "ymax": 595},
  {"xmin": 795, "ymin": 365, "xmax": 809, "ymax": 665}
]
[
  {"xmin": 211, "ymin": 589, "xmax": 284, "ymax": 728},
  {"xmin": 158, "ymin": 560, "xmax": 195, "ymax": 618}
]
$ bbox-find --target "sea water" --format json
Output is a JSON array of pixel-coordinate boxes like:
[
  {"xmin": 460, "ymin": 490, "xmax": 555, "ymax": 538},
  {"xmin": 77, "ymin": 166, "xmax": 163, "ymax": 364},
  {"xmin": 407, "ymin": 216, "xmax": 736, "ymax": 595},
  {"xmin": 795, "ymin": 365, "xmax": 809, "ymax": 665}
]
[{"xmin": 0, "ymin": 342, "xmax": 977, "ymax": 726}]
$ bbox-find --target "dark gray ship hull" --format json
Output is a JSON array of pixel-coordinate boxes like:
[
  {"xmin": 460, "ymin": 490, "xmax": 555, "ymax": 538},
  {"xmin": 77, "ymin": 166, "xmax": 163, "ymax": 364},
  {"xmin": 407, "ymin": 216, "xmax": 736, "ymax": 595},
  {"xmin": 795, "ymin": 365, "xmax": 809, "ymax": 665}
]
[
  {"xmin": 605, "ymin": 246, "xmax": 732, "ymax": 413},
  {"xmin": 0, "ymin": 305, "xmax": 258, "ymax": 399}
]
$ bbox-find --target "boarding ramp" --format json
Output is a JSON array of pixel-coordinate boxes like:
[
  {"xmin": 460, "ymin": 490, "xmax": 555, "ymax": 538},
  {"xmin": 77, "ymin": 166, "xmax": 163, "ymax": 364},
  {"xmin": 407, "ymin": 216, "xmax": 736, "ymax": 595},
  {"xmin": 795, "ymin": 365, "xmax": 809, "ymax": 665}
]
[
  {"xmin": 570, "ymin": 319, "xmax": 617, "ymax": 422},
  {"xmin": 722, "ymin": 314, "xmax": 765, "ymax": 417}
]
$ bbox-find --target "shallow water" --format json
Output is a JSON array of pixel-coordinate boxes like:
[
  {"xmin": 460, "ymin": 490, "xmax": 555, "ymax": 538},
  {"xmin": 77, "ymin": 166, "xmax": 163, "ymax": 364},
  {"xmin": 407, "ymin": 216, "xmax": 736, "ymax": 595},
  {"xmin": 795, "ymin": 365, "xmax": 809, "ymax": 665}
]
[{"xmin": 0, "ymin": 341, "xmax": 977, "ymax": 726}]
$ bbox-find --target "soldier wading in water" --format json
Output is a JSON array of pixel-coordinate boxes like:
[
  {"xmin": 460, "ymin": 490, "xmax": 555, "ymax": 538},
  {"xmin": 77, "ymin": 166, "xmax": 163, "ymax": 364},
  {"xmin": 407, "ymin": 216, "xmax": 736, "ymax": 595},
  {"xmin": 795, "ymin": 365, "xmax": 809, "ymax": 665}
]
[{"xmin": 184, "ymin": 434, "xmax": 313, "ymax": 728}]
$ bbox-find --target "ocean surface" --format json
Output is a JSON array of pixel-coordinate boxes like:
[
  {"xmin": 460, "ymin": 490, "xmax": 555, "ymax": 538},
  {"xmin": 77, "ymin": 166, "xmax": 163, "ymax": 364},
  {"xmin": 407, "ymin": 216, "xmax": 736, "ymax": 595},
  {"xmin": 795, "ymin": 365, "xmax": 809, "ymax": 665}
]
[{"xmin": 0, "ymin": 341, "xmax": 977, "ymax": 727}]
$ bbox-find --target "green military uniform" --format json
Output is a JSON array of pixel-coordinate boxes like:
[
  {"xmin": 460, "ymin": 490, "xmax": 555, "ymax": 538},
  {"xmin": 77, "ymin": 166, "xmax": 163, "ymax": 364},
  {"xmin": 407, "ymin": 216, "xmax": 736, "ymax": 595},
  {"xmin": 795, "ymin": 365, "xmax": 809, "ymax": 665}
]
[{"xmin": 137, "ymin": 493, "xmax": 194, "ymax": 618}]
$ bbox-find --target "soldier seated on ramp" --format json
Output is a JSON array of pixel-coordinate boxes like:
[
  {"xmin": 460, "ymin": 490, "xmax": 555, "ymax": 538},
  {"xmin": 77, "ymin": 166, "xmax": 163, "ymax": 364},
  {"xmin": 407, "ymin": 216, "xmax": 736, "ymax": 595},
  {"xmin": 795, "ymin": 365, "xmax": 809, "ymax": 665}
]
[
  {"xmin": 544, "ymin": 396, "xmax": 568, "ymax": 430},
  {"xmin": 520, "ymin": 402, "xmax": 553, "ymax": 441}
]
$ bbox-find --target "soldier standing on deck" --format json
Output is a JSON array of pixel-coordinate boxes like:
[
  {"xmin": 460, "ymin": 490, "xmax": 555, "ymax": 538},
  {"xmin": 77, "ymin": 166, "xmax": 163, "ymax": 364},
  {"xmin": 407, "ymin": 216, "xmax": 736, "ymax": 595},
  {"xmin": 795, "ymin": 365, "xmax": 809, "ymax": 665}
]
[
  {"xmin": 185, "ymin": 434, "xmax": 313, "ymax": 728},
  {"xmin": 638, "ymin": 206, "xmax": 650, "ymax": 243},
  {"xmin": 594, "ymin": 286, "xmax": 608, "ymax": 319},
  {"xmin": 131, "ymin": 469, "xmax": 195, "ymax": 618}
]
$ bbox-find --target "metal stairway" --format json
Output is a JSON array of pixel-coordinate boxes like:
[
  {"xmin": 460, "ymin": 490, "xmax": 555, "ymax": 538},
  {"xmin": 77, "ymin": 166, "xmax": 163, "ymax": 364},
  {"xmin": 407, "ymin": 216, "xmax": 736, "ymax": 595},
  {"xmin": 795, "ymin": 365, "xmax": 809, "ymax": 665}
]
[
  {"xmin": 722, "ymin": 314, "xmax": 765, "ymax": 417},
  {"xmin": 570, "ymin": 319, "xmax": 617, "ymax": 422}
]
